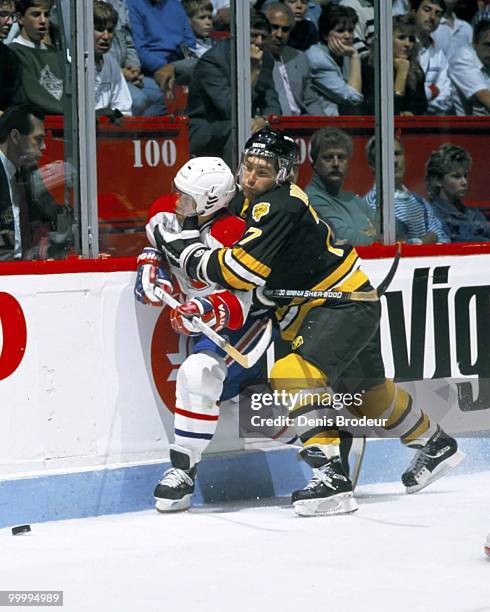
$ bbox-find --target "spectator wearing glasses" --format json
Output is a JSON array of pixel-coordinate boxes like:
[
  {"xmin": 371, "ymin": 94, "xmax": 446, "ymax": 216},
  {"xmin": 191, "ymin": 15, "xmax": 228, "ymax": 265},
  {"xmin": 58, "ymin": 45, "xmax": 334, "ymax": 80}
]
[
  {"xmin": 186, "ymin": 11, "xmax": 280, "ymax": 166},
  {"xmin": 0, "ymin": 0, "xmax": 21, "ymax": 112},
  {"xmin": 410, "ymin": 0, "xmax": 454, "ymax": 114},
  {"xmin": 263, "ymin": 2, "xmax": 323, "ymax": 114},
  {"xmin": 449, "ymin": 18, "xmax": 490, "ymax": 115},
  {"xmin": 426, "ymin": 144, "xmax": 490, "ymax": 242},
  {"xmin": 362, "ymin": 14, "xmax": 428, "ymax": 115},
  {"xmin": 306, "ymin": 4, "xmax": 363, "ymax": 115}
]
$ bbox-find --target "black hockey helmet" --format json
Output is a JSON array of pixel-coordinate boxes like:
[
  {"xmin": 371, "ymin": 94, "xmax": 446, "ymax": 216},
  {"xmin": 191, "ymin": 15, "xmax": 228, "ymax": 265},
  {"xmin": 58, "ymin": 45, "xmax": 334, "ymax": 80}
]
[{"xmin": 243, "ymin": 128, "xmax": 298, "ymax": 183}]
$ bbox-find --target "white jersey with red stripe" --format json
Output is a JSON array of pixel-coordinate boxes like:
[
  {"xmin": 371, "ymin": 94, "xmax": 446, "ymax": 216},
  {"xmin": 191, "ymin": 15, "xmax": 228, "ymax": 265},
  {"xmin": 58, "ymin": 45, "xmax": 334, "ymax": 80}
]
[{"xmin": 145, "ymin": 195, "xmax": 252, "ymax": 327}]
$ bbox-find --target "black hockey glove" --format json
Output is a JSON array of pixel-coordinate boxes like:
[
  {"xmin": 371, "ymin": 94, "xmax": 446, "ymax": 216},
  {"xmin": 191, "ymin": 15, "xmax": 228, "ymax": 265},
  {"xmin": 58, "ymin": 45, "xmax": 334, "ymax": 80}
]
[{"xmin": 153, "ymin": 216, "xmax": 211, "ymax": 282}]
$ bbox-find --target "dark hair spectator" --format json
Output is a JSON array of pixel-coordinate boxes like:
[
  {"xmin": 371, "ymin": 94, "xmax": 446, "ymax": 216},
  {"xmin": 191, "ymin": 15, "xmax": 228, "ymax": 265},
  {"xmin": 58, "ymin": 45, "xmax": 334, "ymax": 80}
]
[
  {"xmin": 432, "ymin": 0, "xmax": 472, "ymax": 59},
  {"xmin": 306, "ymin": 126, "xmax": 377, "ymax": 245},
  {"xmin": 410, "ymin": 0, "xmax": 446, "ymax": 11},
  {"xmin": 0, "ymin": 102, "xmax": 44, "ymax": 142},
  {"xmin": 186, "ymin": 9, "xmax": 280, "ymax": 166},
  {"xmin": 93, "ymin": 0, "xmax": 132, "ymax": 116},
  {"xmin": 449, "ymin": 18, "xmax": 490, "ymax": 115},
  {"xmin": 263, "ymin": 1, "xmax": 323, "ymax": 115},
  {"xmin": 10, "ymin": 0, "xmax": 64, "ymax": 114},
  {"xmin": 306, "ymin": 5, "xmax": 364, "ymax": 115},
  {"xmin": 338, "ymin": 0, "xmax": 374, "ymax": 57},
  {"xmin": 410, "ymin": 0, "xmax": 453, "ymax": 114},
  {"xmin": 364, "ymin": 135, "xmax": 449, "ymax": 243},
  {"xmin": 425, "ymin": 143, "xmax": 490, "ymax": 242},
  {"xmin": 279, "ymin": 0, "xmax": 318, "ymax": 51},
  {"xmin": 0, "ymin": 104, "xmax": 64, "ymax": 260}
]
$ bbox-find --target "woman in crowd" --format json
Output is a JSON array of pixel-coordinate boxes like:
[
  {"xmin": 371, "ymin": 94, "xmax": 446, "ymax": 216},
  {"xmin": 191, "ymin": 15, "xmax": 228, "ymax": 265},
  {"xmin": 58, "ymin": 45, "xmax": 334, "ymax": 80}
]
[
  {"xmin": 362, "ymin": 14, "xmax": 427, "ymax": 115},
  {"xmin": 306, "ymin": 4, "xmax": 363, "ymax": 115},
  {"xmin": 425, "ymin": 144, "xmax": 490, "ymax": 242}
]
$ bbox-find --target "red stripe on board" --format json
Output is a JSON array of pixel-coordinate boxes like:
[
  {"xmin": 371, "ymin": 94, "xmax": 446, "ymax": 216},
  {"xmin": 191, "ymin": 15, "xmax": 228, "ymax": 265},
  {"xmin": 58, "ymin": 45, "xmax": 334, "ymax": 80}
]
[
  {"xmin": 174, "ymin": 407, "xmax": 219, "ymax": 421},
  {"xmin": 1, "ymin": 242, "xmax": 490, "ymax": 277}
]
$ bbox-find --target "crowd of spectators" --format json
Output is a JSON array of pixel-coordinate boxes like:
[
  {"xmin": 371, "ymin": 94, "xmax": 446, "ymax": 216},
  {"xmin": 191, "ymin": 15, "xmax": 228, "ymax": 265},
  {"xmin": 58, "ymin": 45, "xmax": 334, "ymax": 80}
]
[
  {"xmin": 0, "ymin": 0, "xmax": 488, "ymax": 118},
  {"xmin": 0, "ymin": 0, "xmax": 489, "ymax": 261}
]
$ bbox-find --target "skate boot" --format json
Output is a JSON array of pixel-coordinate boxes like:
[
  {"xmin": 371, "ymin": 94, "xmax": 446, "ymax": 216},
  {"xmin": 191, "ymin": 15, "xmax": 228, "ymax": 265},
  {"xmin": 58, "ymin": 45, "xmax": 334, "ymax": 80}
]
[
  {"xmin": 402, "ymin": 427, "xmax": 465, "ymax": 494},
  {"xmin": 154, "ymin": 447, "xmax": 197, "ymax": 512},
  {"xmin": 292, "ymin": 445, "xmax": 358, "ymax": 517}
]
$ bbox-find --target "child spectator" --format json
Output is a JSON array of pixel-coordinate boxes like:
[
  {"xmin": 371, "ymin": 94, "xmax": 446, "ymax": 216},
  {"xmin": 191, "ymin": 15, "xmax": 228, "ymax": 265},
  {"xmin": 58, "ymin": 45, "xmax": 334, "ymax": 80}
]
[
  {"xmin": 364, "ymin": 136, "xmax": 449, "ymax": 243},
  {"xmin": 182, "ymin": 0, "xmax": 213, "ymax": 57},
  {"xmin": 93, "ymin": 1, "xmax": 132, "ymax": 116},
  {"xmin": 449, "ymin": 18, "xmax": 490, "ymax": 115},
  {"xmin": 426, "ymin": 143, "xmax": 490, "ymax": 241},
  {"xmin": 306, "ymin": 4, "xmax": 363, "ymax": 115},
  {"xmin": 10, "ymin": 0, "xmax": 64, "ymax": 114}
]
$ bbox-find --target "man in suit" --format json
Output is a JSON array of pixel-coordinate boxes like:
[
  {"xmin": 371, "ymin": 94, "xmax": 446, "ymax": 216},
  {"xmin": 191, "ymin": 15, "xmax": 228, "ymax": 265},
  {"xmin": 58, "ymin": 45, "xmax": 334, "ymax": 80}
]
[
  {"xmin": 0, "ymin": 104, "xmax": 58, "ymax": 260},
  {"xmin": 186, "ymin": 10, "xmax": 281, "ymax": 166},
  {"xmin": 263, "ymin": 1, "xmax": 322, "ymax": 115}
]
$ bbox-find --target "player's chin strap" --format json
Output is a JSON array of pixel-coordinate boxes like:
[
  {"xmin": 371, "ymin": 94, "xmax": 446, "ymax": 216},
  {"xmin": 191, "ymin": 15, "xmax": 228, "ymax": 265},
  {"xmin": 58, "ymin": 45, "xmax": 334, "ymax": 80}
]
[
  {"xmin": 154, "ymin": 287, "xmax": 273, "ymax": 369},
  {"xmin": 263, "ymin": 243, "xmax": 401, "ymax": 304}
]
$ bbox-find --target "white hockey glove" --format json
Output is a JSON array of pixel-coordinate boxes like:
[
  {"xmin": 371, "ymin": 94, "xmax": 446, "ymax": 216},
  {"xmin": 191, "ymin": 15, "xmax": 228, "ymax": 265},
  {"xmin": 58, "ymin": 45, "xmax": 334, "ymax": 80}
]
[{"xmin": 134, "ymin": 247, "xmax": 173, "ymax": 306}]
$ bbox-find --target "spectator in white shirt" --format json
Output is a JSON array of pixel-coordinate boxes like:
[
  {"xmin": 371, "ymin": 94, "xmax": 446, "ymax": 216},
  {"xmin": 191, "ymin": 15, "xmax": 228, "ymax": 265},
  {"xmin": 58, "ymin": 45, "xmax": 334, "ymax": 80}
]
[
  {"xmin": 432, "ymin": 0, "xmax": 473, "ymax": 59},
  {"xmin": 93, "ymin": 1, "xmax": 132, "ymax": 116},
  {"xmin": 411, "ymin": 0, "xmax": 454, "ymax": 113},
  {"xmin": 449, "ymin": 18, "xmax": 490, "ymax": 115}
]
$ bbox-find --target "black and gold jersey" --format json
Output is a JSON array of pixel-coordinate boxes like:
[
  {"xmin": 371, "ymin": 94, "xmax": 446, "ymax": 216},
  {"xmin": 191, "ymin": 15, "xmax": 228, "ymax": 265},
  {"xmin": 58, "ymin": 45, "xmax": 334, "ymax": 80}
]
[{"xmin": 205, "ymin": 182, "xmax": 370, "ymax": 340}]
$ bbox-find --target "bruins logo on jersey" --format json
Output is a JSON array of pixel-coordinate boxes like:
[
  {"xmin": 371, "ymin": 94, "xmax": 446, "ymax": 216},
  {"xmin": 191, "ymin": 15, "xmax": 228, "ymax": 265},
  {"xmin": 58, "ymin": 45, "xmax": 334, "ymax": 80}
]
[
  {"xmin": 292, "ymin": 335, "xmax": 304, "ymax": 350},
  {"xmin": 252, "ymin": 202, "xmax": 270, "ymax": 223}
]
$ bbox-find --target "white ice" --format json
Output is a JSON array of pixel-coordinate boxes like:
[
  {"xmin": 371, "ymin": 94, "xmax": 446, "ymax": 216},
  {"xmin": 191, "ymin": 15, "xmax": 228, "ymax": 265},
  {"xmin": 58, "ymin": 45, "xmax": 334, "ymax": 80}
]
[{"xmin": 1, "ymin": 471, "xmax": 489, "ymax": 612}]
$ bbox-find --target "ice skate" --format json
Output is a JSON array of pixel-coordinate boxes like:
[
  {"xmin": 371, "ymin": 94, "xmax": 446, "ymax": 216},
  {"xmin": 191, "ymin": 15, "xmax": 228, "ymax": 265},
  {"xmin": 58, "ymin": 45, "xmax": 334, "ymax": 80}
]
[
  {"xmin": 154, "ymin": 448, "xmax": 197, "ymax": 512},
  {"xmin": 292, "ymin": 446, "xmax": 358, "ymax": 517},
  {"xmin": 402, "ymin": 427, "xmax": 465, "ymax": 494}
]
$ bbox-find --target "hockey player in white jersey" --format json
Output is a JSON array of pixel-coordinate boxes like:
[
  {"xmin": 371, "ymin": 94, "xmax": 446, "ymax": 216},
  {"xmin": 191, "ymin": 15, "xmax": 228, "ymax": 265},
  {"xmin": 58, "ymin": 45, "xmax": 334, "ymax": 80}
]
[{"xmin": 135, "ymin": 157, "xmax": 272, "ymax": 512}]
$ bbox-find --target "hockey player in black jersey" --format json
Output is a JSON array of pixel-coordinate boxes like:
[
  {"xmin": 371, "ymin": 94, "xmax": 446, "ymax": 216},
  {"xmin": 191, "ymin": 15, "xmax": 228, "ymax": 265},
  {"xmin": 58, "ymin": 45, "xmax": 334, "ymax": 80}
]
[{"xmin": 155, "ymin": 128, "xmax": 465, "ymax": 516}]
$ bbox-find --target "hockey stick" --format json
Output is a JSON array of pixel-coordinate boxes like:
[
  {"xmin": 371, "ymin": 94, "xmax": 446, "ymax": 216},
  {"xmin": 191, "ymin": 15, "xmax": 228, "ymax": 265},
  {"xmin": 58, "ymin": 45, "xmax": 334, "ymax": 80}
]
[
  {"xmin": 154, "ymin": 287, "xmax": 273, "ymax": 369},
  {"xmin": 263, "ymin": 243, "xmax": 401, "ymax": 303}
]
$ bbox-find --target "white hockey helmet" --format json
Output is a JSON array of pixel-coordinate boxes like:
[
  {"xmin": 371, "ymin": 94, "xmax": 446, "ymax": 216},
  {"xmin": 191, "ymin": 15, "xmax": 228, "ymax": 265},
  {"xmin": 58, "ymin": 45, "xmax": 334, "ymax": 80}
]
[{"xmin": 173, "ymin": 157, "xmax": 236, "ymax": 217}]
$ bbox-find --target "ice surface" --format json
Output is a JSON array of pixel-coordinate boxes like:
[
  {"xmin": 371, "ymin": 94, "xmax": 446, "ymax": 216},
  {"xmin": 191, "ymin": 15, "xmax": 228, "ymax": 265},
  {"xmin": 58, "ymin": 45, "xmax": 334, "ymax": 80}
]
[{"xmin": 1, "ymin": 471, "xmax": 489, "ymax": 612}]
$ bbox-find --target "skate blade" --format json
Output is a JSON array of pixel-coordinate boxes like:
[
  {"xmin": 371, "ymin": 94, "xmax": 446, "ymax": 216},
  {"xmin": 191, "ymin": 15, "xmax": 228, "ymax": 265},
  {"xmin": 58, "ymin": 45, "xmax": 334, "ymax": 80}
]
[
  {"xmin": 155, "ymin": 494, "xmax": 192, "ymax": 513},
  {"xmin": 293, "ymin": 492, "xmax": 358, "ymax": 517},
  {"xmin": 405, "ymin": 450, "xmax": 466, "ymax": 494}
]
